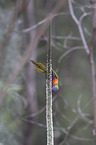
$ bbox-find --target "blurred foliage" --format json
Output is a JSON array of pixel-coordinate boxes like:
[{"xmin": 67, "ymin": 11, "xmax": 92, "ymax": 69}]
[
  {"xmin": 0, "ymin": 0, "xmax": 95, "ymax": 145},
  {"xmin": 0, "ymin": 81, "xmax": 23, "ymax": 145}
]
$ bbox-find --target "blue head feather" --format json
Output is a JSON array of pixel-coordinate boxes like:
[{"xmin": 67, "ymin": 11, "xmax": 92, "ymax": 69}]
[{"xmin": 52, "ymin": 85, "xmax": 58, "ymax": 92}]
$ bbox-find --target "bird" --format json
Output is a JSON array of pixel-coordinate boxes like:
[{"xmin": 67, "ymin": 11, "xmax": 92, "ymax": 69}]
[{"xmin": 30, "ymin": 60, "xmax": 59, "ymax": 92}]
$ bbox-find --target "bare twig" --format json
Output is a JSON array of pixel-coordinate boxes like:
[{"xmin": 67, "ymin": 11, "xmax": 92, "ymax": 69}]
[
  {"xmin": 79, "ymin": 12, "xmax": 92, "ymax": 24},
  {"xmin": 68, "ymin": 0, "xmax": 90, "ymax": 54},
  {"xmin": 23, "ymin": 12, "xmax": 69, "ymax": 32},
  {"xmin": 77, "ymin": 95, "xmax": 93, "ymax": 124},
  {"xmin": 23, "ymin": 118, "xmax": 93, "ymax": 142},
  {"xmin": 58, "ymin": 46, "xmax": 85, "ymax": 63},
  {"xmin": 52, "ymin": 35, "xmax": 80, "ymax": 40},
  {"xmin": 25, "ymin": 94, "xmax": 57, "ymax": 118},
  {"xmin": 22, "ymin": 118, "xmax": 46, "ymax": 128},
  {"xmin": 23, "ymin": 15, "xmax": 54, "ymax": 32}
]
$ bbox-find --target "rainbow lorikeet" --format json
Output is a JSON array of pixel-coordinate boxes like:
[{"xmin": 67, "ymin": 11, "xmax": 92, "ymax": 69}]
[{"xmin": 30, "ymin": 60, "xmax": 59, "ymax": 92}]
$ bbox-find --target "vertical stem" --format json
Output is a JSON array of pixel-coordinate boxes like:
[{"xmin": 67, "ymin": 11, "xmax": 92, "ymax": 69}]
[
  {"xmin": 90, "ymin": 3, "xmax": 96, "ymax": 139},
  {"xmin": 90, "ymin": 43, "xmax": 96, "ymax": 138},
  {"xmin": 46, "ymin": 22, "xmax": 54, "ymax": 145}
]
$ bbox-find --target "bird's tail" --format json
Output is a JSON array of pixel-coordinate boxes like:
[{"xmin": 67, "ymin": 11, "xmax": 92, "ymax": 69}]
[{"xmin": 30, "ymin": 60, "xmax": 47, "ymax": 73}]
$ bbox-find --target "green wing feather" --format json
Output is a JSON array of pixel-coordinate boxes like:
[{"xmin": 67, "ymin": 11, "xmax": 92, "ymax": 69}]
[
  {"xmin": 30, "ymin": 60, "xmax": 58, "ymax": 79},
  {"xmin": 30, "ymin": 60, "xmax": 47, "ymax": 73},
  {"xmin": 52, "ymin": 69, "xmax": 58, "ymax": 79}
]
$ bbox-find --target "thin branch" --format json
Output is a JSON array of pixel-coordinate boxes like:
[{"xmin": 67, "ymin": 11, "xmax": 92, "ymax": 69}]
[
  {"xmin": 77, "ymin": 95, "xmax": 93, "ymax": 124},
  {"xmin": 68, "ymin": 0, "xmax": 90, "ymax": 54},
  {"xmin": 23, "ymin": 15, "xmax": 54, "ymax": 32},
  {"xmin": 23, "ymin": 12, "xmax": 69, "ymax": 32},
  {"xmin": 52, "ymin": 35, "xmax": 80, "ymax": 40},
  {"xmin": 57, "ymin": 127, "xmax": 93, "ymax": 141},
  {"xmin": 25, "ymin": 95, "xmax": 57, "ymax": 118},
  {"xmin": 84, "ymin": 27, "xmax": 92, "ymax": 37},
  {"xmin": 55, "ymin": 101, "xmax": 71, "ymax": 123},
  {"xmin": 22, "ymin": 118, "xmax": 46, "ymax": 128},
  {"xmin": 23, "ymin": 118, "xmax": 93, "ymax": 142},
  {"xmin": 58, "ymin": 97, "xmax": 94, "ymax": 142},
  {"xmin": 79, "ymin": 12, "xmax": 92, "ymax": 24},
  {"xmin": 58, "ymin": 46, "xmax": 85, "ymax": 63}
]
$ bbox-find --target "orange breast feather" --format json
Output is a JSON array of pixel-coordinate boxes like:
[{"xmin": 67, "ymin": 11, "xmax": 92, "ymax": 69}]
[{"xmin": 52, "ymin": 77, "xmax": 58, "ymax": 86}]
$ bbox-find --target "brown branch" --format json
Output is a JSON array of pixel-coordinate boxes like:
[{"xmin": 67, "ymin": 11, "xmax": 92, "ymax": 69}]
[{"xmin": 90, "ymin": 3, "xmax": 96, "ymax": 139}]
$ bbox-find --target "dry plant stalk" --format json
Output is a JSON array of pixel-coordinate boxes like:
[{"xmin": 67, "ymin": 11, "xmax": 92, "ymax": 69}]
[
  {"xmin": 46, "ymin": 22, "xmax": 54, "ymax": 145},
  {"xmin": 90, "ymin": 3, "xmax": 96, "ymax": 138}
]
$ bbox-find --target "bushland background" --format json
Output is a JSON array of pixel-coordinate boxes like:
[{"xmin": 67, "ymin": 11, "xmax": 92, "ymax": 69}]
[{"xmin": 0, "ymin": 0, "xmax": 96, "ymax": 145}]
